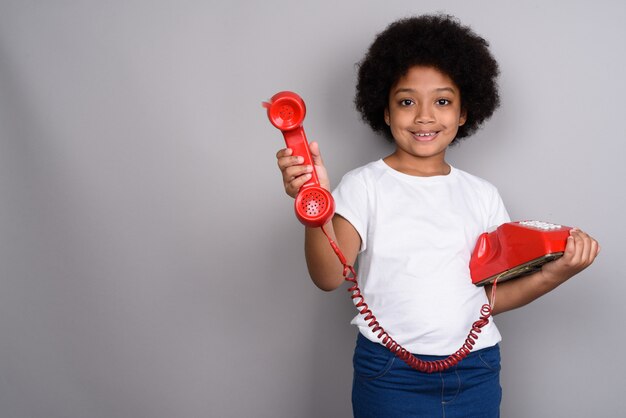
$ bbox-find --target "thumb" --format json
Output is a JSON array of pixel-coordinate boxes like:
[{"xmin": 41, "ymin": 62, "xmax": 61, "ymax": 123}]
[
  {"xmin": 309, "ymin": 141, "xmax": 324, "ymax": 166},
  {"xmin": 308, "ymin": 141, "xmax": 331, "ymax": 191}
]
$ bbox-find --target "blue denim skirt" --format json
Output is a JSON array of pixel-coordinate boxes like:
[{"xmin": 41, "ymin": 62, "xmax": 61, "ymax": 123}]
[{"xmin": 352, "ymin": 333, "xmax": 501, "ymax": 418}]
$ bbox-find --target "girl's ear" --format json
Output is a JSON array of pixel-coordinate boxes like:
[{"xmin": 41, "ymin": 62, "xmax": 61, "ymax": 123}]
[
  {"xmin": 459, "ymin": 109, "xmax": 468, "ymax": 126},
  {"xmin": 384, "ymin": 108, "xmax": 390, "ymax": 126}
]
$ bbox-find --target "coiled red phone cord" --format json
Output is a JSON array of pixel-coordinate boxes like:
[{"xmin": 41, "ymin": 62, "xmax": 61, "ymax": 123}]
[{"xmin": 320, "ymin": 224, "xmax": 499, "ymax": 374}]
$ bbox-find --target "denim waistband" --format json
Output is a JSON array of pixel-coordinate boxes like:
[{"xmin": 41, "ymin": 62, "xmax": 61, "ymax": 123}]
[{"xmin": 355, "ymin": 331, "xmax": 499, "ymax": 361}]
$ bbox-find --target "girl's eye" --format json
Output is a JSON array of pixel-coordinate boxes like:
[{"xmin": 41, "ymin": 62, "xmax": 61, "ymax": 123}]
[
  {"xmin": 400, "ymin": 99, "xmax": 414, "ymax": 106},
  {"xmin": 436, "ymin": 99, "xmax": 451, "ymax": 106}
]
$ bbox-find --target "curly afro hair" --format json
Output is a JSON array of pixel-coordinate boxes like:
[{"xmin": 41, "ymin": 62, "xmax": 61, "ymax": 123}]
[{"xmin": 355, "ymin": 14, "xmax": 500, "ymax": 144}]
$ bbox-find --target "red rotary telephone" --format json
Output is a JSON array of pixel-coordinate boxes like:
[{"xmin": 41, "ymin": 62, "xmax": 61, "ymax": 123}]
[{"xmin": 470, "ymin": 221, "xmax": 572, "ymax": 286}]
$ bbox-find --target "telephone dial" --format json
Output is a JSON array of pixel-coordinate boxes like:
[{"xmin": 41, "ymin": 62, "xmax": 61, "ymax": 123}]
[{"xmin": 263, "ymin": 91, "xmax": 571, "ymax": 373}]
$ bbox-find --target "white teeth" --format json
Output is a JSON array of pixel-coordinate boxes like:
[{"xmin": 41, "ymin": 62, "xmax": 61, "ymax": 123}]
[{"xmin": 415, "ymin": 132, "xmax": 436, "ymax": 137}]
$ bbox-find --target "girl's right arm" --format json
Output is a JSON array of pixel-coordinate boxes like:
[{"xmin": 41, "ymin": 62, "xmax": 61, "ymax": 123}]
[{"xmin": 276, "ymin": 142, "xmax": 361, "ymax": 291}]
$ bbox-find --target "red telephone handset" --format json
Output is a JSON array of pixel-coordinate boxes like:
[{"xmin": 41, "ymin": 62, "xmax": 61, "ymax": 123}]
[{"xmin": 263, "ymin": 91, "xmax": 335, "ymax": 228}]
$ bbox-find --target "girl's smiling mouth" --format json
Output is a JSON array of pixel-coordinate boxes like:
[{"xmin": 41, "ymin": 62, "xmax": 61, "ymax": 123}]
[{"xmin": 412, "ymin": 131, "xmax": 439, "ymax": 141}]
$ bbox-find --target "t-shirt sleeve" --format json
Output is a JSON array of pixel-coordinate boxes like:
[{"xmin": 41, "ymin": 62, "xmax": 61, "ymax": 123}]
[
  {"xmin": 332, "ymin": 171, "xmax": 369, "ymax": 252},
  {"xmin": 487, "ymin": 186, "xmax": 511, "ymax": 228}
]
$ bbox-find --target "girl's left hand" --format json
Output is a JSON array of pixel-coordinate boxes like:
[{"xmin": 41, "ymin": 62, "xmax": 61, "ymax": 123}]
[{"xmin": 541, "ymin": 228, "xmax": 600, "ymax": 284}]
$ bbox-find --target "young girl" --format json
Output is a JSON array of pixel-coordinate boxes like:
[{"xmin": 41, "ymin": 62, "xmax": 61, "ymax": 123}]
[{"xmin": 275, "ymin": 14, "xmax": 599, "ymax": 417}]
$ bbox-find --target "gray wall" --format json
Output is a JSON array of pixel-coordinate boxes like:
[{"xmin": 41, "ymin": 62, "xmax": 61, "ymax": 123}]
[{"xmin": 1, "ymin": 1, "xmax": 624, "ymax": 417}]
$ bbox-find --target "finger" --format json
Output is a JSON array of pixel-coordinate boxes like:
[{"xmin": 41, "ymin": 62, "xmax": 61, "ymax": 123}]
[
  {"xmin": 276, "ymin": 147, "xmax": 293, "ymax": 159},
  {"xmin": 574, "ymin": 230, "xmax": 594, "ymax": 261},
  {"xmin": 569, "ymin": 229, "xmax": 598, "ymax": 265},
  {"xmin": 568, "ymin": 229, "xmax": 587, "ymax": 264},
  {"xmin": 585, "ymin": 238, "xmax": 599, "ymax": 263},
  {"xmin": 277, "ymin": 154, "xmax": 305, "ymax": 171},
  {"xmin": 283, "ymin": 164, "xmax": 313, "ymax": 183},
  {"xmin": 289, "ymin": 172, "xmax": 313, "ymax": 194},
  {"xmin": 276, "ymin": 147, "xmax": 294, "ymax": 165},
  {"xmin": 579, "ymin": 233, "xmax": 600, "ymax": 264},
  {"xmin": 563, "ymin": 233, "xmax": 578, "ymax": 260}
]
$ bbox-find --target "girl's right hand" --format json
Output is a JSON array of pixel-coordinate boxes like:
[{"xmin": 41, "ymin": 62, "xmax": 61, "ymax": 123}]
[{"xmin": 276, "ymin": 141, "xmax": 330, "ymax": 199}]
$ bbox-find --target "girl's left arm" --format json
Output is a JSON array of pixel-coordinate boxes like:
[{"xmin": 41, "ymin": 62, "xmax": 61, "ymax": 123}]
[{"xmin": 484, "ymin": 228, "xmax": 600, "ymax": 315}]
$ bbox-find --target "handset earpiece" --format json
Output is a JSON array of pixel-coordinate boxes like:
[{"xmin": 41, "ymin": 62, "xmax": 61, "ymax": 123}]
[{"xmin": 263, "ymin": 91, "xmax": 335, "ymax": 228}]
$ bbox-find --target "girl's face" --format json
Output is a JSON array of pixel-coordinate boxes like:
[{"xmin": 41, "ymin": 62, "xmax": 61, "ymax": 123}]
[{"xmin": 385, "ymin": 66, "xmax": 466, "ymax": 171}]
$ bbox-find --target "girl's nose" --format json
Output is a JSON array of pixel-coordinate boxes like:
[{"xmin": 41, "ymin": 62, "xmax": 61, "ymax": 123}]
[{"xmin": 414, "ymin": 105, "xmax": 435, "ymax": 124}]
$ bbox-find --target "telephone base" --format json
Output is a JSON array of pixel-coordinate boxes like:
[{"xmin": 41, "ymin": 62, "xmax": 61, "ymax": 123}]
[{"xmin": 473, "ymin": 252, "xmax": 564, "ymax": 286}]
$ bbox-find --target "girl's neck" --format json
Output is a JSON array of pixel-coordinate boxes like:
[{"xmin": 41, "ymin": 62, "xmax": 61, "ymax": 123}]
[{"xmin": 383, "ymin": 152, "xmax": 451, "ymax": 177}]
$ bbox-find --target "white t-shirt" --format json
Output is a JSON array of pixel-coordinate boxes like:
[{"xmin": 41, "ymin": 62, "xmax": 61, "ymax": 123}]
[{"xmin": 332, "ymin": 159, "xmax": 510, "ymax": 355}]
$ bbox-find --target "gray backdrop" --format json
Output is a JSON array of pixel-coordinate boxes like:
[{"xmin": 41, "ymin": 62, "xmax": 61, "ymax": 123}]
[{"xmin": 1, "ymin": 1, "xmax": 624, "ymax": 417}]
